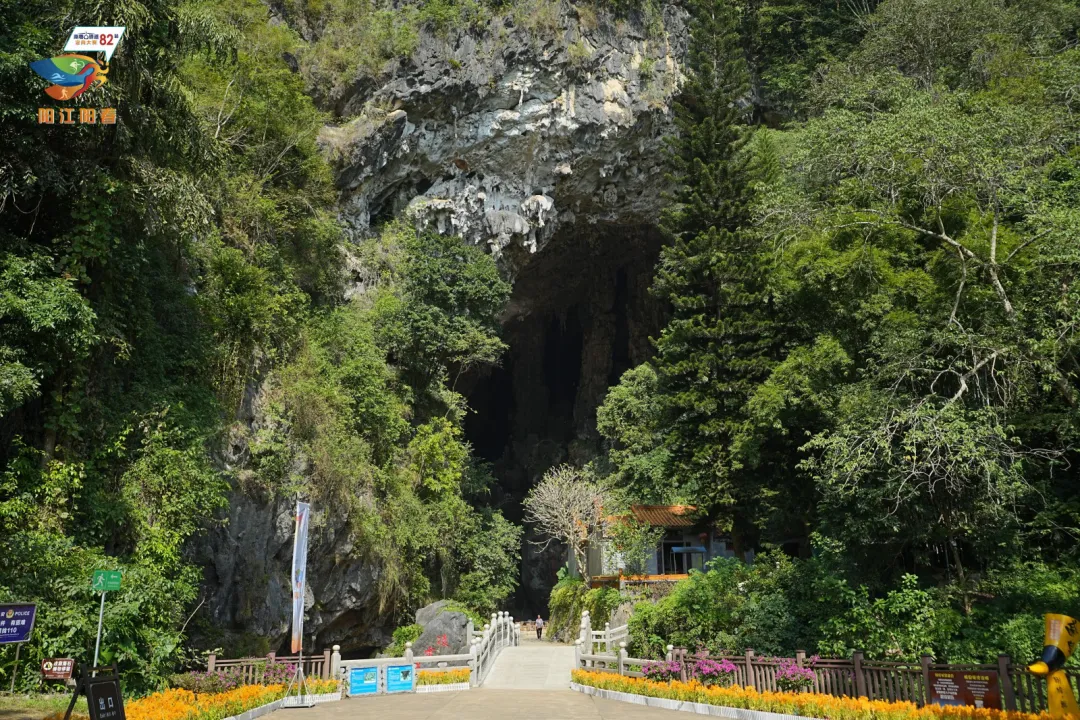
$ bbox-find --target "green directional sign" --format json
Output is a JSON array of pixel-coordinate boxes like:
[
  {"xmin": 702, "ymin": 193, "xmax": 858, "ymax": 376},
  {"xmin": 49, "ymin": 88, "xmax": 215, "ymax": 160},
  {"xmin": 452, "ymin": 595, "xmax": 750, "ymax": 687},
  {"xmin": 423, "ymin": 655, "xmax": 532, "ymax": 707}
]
[{"xmin": 91, "ymin": 571, "xmax": 122, "ymax": 593}]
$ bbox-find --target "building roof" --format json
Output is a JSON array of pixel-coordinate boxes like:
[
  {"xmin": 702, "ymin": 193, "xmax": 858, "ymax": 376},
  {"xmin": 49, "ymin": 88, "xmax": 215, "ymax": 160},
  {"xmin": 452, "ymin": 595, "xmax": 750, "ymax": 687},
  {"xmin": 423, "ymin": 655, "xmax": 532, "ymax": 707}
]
[{"xmin": 630, "ymin": 505, "xmax": 698, "ymax": 528}]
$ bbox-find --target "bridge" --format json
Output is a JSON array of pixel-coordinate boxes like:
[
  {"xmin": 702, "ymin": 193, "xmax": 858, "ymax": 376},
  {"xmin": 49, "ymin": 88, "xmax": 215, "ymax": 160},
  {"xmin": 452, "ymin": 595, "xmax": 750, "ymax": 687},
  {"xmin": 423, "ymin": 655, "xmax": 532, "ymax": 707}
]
[
  {"xmin": 271, "ymin": 611, "xmax": 684, "ymax": 719},
  {"xmin": 278, "ymin": 635, "xmax": 683, "ymax": 719}
]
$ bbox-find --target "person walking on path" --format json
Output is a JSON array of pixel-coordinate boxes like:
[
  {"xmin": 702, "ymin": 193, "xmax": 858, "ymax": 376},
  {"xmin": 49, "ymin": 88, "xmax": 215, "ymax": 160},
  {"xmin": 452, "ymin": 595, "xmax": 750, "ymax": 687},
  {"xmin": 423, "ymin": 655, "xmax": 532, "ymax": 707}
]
[{"xmin": 535, "ymin": 615, "xmax": 545, "ymax": 640}]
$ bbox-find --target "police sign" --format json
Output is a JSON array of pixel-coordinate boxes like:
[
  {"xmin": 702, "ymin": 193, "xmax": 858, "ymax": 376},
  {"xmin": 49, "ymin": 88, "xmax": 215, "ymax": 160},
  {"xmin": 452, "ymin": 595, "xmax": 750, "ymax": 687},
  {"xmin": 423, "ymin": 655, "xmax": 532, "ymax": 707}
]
[{"xmin": 0, "ymin": 604, "xmax": 36, "ymax": 644}]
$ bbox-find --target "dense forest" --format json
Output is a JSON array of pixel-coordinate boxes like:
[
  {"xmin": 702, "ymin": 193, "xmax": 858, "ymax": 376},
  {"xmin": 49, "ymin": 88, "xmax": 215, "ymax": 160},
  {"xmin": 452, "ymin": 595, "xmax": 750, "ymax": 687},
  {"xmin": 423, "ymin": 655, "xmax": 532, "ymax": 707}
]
[{"xmin": 2, "ymin": 0, "xmax": 1080, "ymax": 694}]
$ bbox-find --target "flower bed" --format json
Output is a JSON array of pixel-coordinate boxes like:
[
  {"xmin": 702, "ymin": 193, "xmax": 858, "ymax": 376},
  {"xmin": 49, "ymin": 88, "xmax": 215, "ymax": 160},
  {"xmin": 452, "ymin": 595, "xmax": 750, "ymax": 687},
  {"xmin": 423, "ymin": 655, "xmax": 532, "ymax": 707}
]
[
  {"xmin": 417, "ymin": 668, "xmax": 471, "ymax": 685},
  {"xmin": 126, "ymin": 679, "xmax": 342, "ymax": 720},
  {"xmin": 127, "ymin": 684, "xmax": 285, "ymax": 720},
  {"xmin": 571, "ymin": 671, "xmax": 1045, "ymax": 720}
]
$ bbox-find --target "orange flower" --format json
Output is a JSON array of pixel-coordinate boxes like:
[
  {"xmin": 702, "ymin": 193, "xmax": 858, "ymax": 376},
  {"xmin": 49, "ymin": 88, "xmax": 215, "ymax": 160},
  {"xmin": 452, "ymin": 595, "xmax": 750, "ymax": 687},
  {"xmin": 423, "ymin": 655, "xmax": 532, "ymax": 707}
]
[{"xmin": 571, "ymin": 671, "xmax": 1052, "ymax": 720}]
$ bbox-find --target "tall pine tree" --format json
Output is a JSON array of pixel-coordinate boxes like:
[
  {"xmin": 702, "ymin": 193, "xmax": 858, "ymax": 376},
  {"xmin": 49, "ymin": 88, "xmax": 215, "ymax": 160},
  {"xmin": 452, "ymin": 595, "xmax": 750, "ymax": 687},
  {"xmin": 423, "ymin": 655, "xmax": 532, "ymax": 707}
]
[{"xmin": 651, "ymin": 0, "xmax": 777, "ymax": 546}]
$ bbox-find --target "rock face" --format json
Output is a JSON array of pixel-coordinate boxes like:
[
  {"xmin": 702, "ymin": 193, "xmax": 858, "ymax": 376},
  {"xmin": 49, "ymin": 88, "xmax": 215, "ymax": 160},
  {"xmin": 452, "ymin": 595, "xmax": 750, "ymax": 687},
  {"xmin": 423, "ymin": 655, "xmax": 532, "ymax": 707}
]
[
  {"xmin": 196, "ymin": 380, "xmax": 388, "ymax": 657},
  {"xmin": 412, "ymin": 601, "xmax": 473, "ymax": 655},
  {"xmin": 199, "ymin": 2, "xmax": 686, "ymax": 651},
  {"xmin": 324, "ymin": 2, "xmax": 687, "ymax": 276}
]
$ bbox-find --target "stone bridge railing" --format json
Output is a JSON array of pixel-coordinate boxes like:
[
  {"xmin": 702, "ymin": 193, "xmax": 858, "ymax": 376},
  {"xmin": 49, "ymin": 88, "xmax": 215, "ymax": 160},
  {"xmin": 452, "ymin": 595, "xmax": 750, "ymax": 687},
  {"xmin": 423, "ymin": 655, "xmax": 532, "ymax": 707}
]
[{"xmin": 334, "ymin": 610, "xmax": 520, "ymax": 688}]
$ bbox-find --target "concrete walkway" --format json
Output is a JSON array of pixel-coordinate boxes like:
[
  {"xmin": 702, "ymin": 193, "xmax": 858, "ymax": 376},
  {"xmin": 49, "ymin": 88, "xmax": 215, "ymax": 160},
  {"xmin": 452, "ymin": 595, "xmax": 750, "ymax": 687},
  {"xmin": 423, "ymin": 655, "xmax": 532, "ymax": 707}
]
[
  {"xmin": 482, "ymin": 637, "xmax": 575, "ymax": 689},
  {"xmin": 275, "ymin": 688, "xmax": 690, "ymax": 720},
  {"xmin": 273, "ymin": 637, "xmax": 690, "ymax": 719}
]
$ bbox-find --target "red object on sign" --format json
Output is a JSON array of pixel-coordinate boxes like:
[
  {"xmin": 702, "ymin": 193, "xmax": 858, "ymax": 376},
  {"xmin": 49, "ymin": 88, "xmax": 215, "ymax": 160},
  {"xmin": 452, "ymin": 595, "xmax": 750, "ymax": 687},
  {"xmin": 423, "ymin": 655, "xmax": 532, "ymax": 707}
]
[{"xmin": 41, "ymin": 658, "xmax": 75, "ymax": 680}]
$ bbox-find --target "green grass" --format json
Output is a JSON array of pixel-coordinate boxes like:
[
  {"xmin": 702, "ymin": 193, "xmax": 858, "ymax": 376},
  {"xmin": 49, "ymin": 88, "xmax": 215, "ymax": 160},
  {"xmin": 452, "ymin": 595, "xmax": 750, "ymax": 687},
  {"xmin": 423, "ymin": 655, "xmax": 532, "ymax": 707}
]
[{"xmin": 0, "ymin": 694, "xmax": 88, "ymax": 720}]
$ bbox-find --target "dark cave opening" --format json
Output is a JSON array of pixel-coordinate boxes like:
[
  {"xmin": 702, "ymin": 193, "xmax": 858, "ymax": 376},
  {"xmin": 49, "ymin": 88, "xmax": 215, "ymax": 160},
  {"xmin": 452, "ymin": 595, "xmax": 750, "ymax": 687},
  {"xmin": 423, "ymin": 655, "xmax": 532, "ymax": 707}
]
[{"xmin": 460, "ymin": 225, "xmax": 666, "ymax": 615}]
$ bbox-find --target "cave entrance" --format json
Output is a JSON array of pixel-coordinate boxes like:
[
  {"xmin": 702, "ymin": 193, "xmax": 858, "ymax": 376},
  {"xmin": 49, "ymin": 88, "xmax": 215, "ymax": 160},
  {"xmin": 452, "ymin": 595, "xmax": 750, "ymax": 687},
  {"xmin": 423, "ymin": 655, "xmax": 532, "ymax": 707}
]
[{"xmin": 461, "ymin": 224, "xmax": 665, "ymax": 616}]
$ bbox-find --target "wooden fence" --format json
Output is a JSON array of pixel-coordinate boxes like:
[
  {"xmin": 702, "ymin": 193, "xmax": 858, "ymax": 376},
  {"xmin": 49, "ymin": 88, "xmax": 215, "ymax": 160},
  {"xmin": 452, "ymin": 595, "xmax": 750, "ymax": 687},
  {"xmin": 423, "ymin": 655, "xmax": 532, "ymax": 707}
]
[
  {"xmin": 575, "ymin": 612, "xmax": 1080, "ymax": 713},
  {"xmin": 207, "ymin": 649, "xmax": 332, "ymax": 682}
]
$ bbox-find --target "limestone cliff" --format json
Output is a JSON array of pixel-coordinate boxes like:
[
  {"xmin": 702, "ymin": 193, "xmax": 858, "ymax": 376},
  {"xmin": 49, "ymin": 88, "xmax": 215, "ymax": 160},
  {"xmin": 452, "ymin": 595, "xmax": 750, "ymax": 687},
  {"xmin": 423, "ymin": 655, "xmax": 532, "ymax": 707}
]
[{"xmin": 199, "ymin": 0, "xmax": 684, "ymax": 652}]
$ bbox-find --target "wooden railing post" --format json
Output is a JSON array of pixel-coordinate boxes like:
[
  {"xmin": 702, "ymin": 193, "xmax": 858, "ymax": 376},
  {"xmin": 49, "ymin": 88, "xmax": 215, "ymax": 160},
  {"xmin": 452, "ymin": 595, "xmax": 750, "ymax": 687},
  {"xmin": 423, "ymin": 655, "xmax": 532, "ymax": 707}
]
[
  {"xmin": 207, "ymin": 654, "xmax": 216, "ymax": 673},
  {"xmin": 746, "ymin": 649, "xmax": 756, "ymax": 690},
  {"xmin": 322, "ymin": 648, "xmax": 331, "ymax": 679},
  {"xmin": 679, "ymin": 648, "xmax": 688, "ymax": 682},
  {"xmin": 997, "ymin": 655, "xmax": 1016, "ymax": 711},
  {"xmin": 853, "ymin": 651, "xmax": 867, "ymax": 698},
  {"xmin": 919, "ymin": 654, "xmax": 932, "ymax": 706},
  {"xmin": 796, "ymin": 650, "xmax": 806, "ymax": 667}
]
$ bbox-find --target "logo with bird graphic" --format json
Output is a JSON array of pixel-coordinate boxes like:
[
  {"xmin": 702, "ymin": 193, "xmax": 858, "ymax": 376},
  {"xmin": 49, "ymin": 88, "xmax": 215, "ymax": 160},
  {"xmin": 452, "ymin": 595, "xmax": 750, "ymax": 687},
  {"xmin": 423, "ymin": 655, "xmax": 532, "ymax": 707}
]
[{"xmin": 29, "ymin": 54, "xmax": 109, "ymax": 100}]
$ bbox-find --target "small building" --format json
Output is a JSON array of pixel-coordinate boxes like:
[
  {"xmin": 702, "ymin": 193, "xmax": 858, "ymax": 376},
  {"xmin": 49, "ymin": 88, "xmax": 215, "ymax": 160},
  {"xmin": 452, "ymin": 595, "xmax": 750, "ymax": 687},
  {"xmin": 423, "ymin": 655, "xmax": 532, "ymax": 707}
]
[{"xmin": 585, "ymin": 505, "xmax": 755, "ymax": 588}]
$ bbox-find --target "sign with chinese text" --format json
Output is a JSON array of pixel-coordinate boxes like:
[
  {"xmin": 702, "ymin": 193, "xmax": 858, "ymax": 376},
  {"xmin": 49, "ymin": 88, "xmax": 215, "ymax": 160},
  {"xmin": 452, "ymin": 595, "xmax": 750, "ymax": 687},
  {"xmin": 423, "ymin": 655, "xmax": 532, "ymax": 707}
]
[
  {"xmin": 41, "ymin": 658, "xmax": 75, "ymax": 680},
  {"xmin": 348, "ymin": 667, "xmax": 378, "ymax": 696},
  {"xmin": 63, "ymin": 27, "xmax": 126, "ymax": 61},
  {"xmin": 86, "ymin": 676, "xmax": 125, "ymax": 720},
  {"xmin": 929, "ymin": 670, "xmax": 1001, "ymax": 709},
  {"xmin": 91, "ymin": 571, "xmax": 122, "ymax": 592},
  {"xmin": 385, "ymin": 665, "xmax": 414, "ymax": 693},
  {"xmin": 290, "ymin": 502, "xmax": 310, "ymax": 653},
  {"xmin": 0, "ymin": 604, "xmax": 36, "ymax": 644}
]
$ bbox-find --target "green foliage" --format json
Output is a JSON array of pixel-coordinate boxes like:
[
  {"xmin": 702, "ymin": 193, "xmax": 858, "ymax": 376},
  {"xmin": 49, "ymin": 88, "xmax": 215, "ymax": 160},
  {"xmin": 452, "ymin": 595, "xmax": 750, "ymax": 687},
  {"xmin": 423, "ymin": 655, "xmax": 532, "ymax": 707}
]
[
  {"xmin": 583, "ymin": 587, "xmax": 625, "ymax": 626},
  {"xmin": 609, "ymin": 0, "xmax": 1080, "ymax": 665},
  {"xmin": 626, "ymin": 556, "xmax": 1080, "ymax": 663},
  {"xmin": 547, "ymin": 570, "xmax": 588, "ymax": 640},
  {"xmin": 386, "ymin": 623, "xmax": 424, "ymax": 655},
  {"xmin": 0, "ymin": 0, "xmax": 519, "ymax": 694},
  {"xmin": 608, "ymin": 518, "xmax": 665, "ymax": 576}
]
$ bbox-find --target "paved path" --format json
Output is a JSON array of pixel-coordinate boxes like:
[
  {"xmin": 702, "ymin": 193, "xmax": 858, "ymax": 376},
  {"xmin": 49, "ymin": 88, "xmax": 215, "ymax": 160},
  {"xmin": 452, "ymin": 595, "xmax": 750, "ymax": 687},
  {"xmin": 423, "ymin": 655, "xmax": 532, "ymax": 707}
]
[
  {"xmin": 276, "ymin": 638, "xmax": 688, "ymax": 718},
  {"xmin": 482, "ymin": 637, "xmax": 575, "ymax": 689},
  {"xmin": 275, "ymin": 688, "xmax": 689, "ymax": 720}
]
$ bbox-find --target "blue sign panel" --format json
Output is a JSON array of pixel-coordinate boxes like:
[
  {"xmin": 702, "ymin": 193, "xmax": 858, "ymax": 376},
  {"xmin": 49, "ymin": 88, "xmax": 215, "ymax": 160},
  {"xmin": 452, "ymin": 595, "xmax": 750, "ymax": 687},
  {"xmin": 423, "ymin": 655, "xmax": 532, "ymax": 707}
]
[
  {"xmin": 0, "ymin": 604, "xmax": 36, "ymax": 644},
  {"xmin": 348, "ymin": 667, "xmax": 378, "ymax": 696},
  {"xmin": 386, "ymin": 665, "xmax": 415, "ymax": 693}
]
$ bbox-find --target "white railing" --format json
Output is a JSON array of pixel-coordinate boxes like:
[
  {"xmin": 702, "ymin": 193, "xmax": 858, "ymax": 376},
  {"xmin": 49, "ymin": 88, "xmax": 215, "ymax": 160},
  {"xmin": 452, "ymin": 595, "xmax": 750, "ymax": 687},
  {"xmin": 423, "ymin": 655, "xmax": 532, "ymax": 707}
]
[
  {"xmin": 575, "ymin": 611, "xmax": 628, "ymax": 657},
  {"xmin": 471, "ymin": 611, "xmax": 520, "ymax": 686},
  {"xmin": 334, "ymin": 611, "xmax": 520, "ymax": 689}
]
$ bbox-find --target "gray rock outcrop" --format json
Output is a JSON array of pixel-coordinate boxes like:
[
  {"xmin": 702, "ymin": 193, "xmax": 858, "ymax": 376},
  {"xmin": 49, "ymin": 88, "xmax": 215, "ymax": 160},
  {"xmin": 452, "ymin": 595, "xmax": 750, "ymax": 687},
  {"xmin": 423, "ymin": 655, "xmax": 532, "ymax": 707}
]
[
  {"xmin": 412, "ymin": 601, "xmax": 472, "ymax": 655},
  {"xmin": 324, "ymin": 2, "xmax": 687, "ymax": 277}
]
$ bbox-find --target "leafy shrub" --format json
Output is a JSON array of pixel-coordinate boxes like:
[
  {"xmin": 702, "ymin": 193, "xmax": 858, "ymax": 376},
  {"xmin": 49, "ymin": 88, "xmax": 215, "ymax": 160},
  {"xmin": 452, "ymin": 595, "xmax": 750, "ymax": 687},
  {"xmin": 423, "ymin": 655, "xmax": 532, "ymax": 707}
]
[
  {"xmin": 386, "ymin": 624, "xmax": 424, "ymax": 656},
  {"xmin": 773, "ymin": 657, "xmax": 815, "ymax": 692},
  {"xmin": 642, "ymin": 660, "xmax": 682, "ymax": 682},
  {"xmin": 691, "ymin": 654, "xmax": 737, "ymax": 687},
  {"xmin": 168, "ymin": 663, "xmax": 299, "ymax": 693},
  {"xmin": 547, "ymin": 570, "xmax": 588, "ymax": 641}
]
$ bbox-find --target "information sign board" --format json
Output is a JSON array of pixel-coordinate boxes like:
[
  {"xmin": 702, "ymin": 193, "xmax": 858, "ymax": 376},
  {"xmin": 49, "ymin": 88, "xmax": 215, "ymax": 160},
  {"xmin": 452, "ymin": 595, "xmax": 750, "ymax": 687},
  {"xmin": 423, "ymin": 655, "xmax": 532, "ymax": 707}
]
[
  {"xmin": 86, "ymin": 676, "xmax": 126, "ymax": 720},
  {"xmin": 0, "ymin": 604, "xmax": 36, "ymax": 644},
  {"xmin": 386, "ymin": 665, "xmax": 415, "ymax": 693},
  {"xmin": 42, "ymin": 658, "xmax": 76, "ymax": 680},
  {"xmin": 929, "ymin": 670, "xmax": 1001, "ymax": 709},
  {"xmin": 348, "ymin": 667, "xmax": 378, "ymax": 696}
]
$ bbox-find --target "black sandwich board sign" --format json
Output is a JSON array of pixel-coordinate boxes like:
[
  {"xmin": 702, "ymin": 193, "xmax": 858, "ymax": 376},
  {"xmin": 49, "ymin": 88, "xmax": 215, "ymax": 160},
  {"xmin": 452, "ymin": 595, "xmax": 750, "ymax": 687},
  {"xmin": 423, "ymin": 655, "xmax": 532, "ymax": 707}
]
[{"xmin": 62, "ymin": 665, "xmax": 126, "ymax": 720}]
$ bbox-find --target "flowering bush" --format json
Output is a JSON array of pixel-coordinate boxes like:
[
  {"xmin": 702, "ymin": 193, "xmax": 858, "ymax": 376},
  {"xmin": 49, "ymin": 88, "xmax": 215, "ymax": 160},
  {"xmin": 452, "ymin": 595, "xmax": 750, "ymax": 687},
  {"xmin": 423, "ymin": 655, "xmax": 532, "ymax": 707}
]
[
  {"xmin": 691, "ymin": 653, "xmax": 738, "ymax": 687},
  {"xmin": 642, "ymin": 660, "xmax": 683, "ymax": 682},
  {"xmin": 571, "ymin": 670, "xmax": 1048, "ymax": 720},
  {"xmin": 127, "ymin": 683, "xmax": 285, "ymax": 720},
  {"xmin": 774, "ymin": 657, "xmax": 816, "ymax": 692},
  {"xmin": 417, "ymin": 668, "xmax": 471, "ymax": 685}
]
